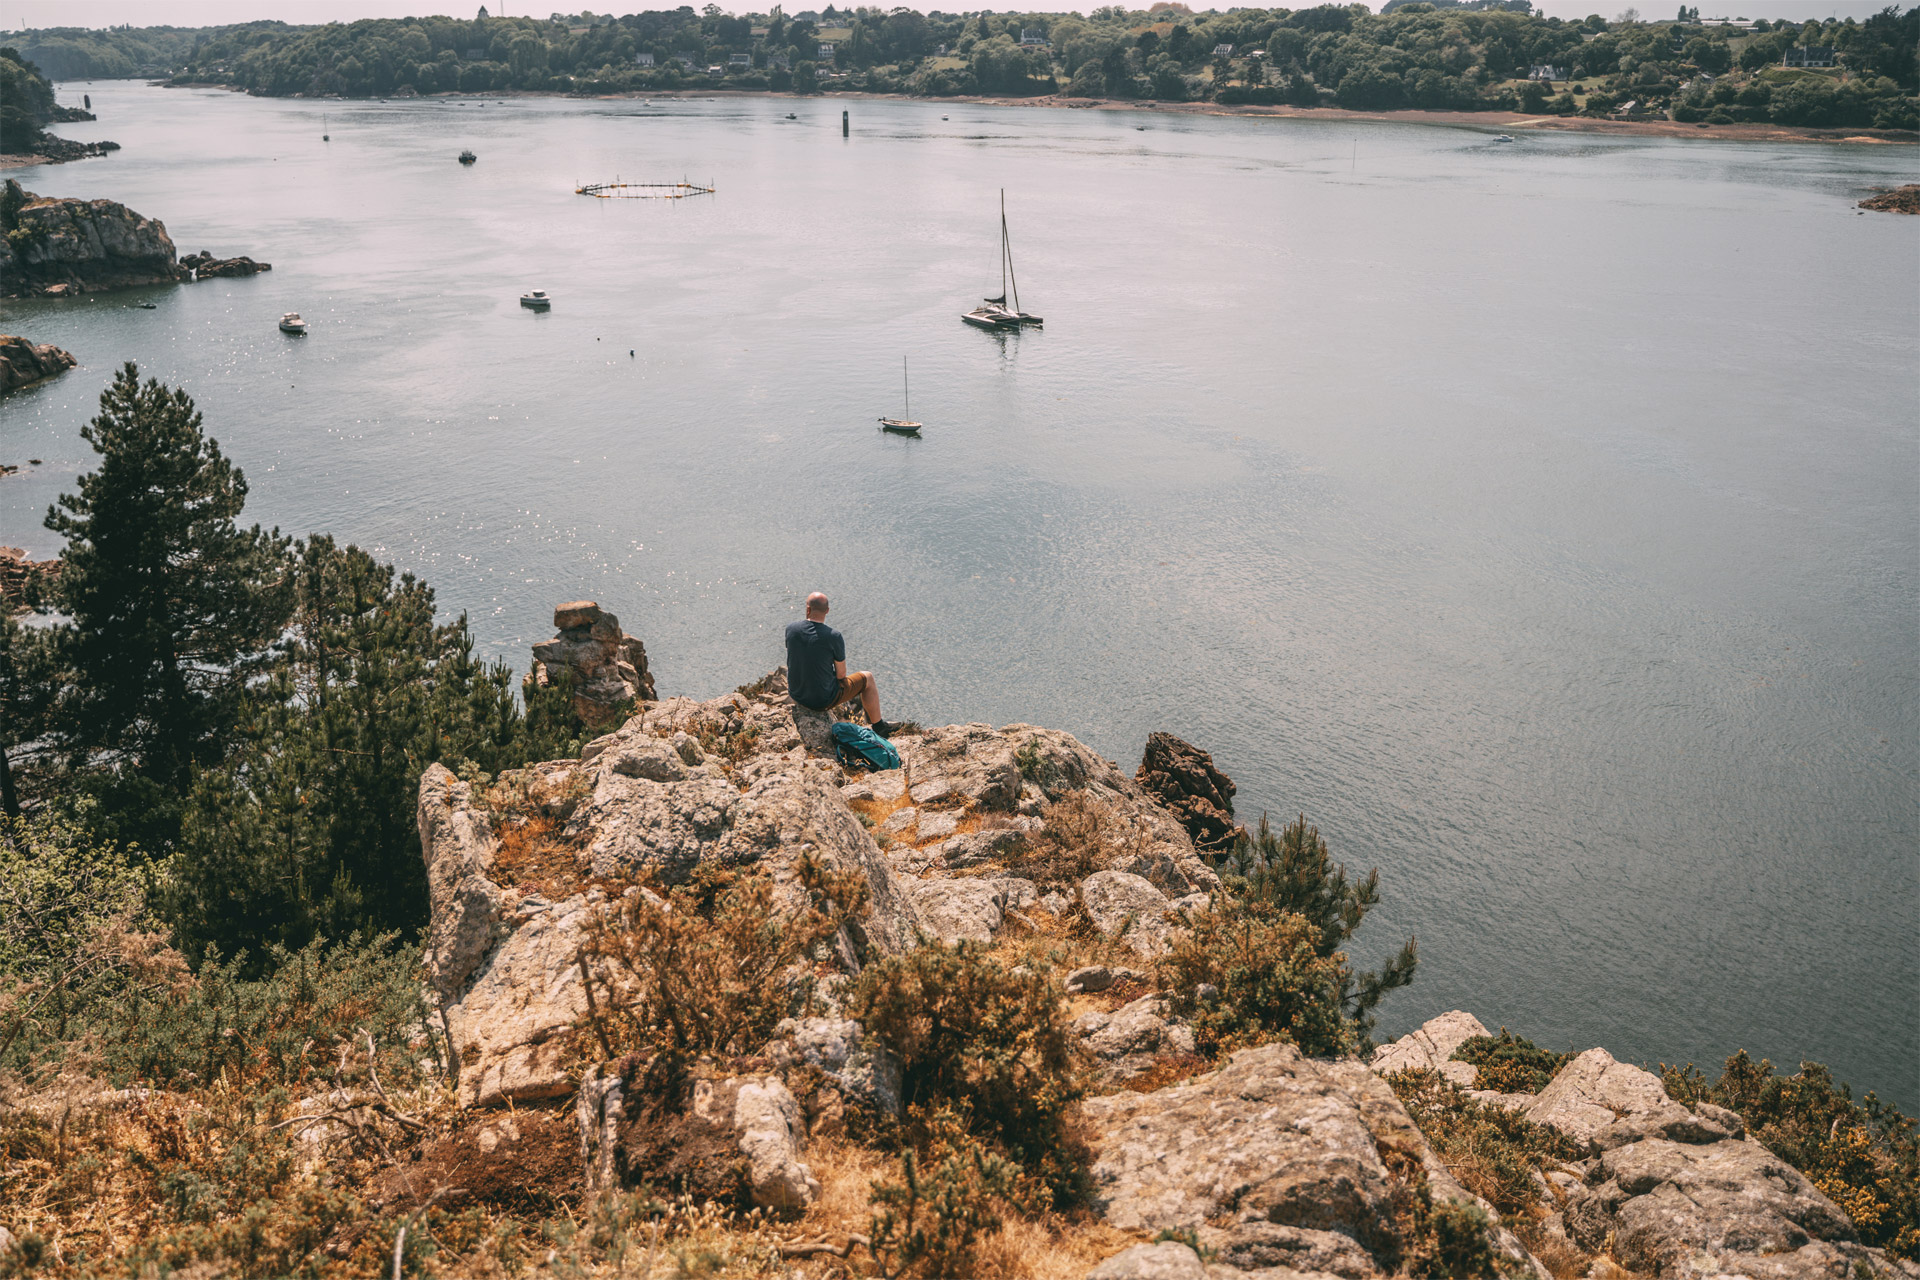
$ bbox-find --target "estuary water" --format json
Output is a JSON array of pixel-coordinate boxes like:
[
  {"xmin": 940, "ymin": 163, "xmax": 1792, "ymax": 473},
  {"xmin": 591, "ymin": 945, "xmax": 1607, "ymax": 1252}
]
[{"xmin": 6, "ymin": 83, "xmax": 1917, "ymax": 1107}]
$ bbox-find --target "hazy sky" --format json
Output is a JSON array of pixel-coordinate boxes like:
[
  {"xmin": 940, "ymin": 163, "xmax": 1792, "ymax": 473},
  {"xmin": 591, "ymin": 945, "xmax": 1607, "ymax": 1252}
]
[{"xmin": 6, "ymin": 0, "xmax": 1892, "ymax": 32}]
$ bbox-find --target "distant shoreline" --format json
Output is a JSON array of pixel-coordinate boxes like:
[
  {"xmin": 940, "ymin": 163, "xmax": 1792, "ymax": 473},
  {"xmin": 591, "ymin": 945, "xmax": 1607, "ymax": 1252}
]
[{"xmin": 114, "ymin": 78, "xmax": 1920, "ymax": 146}]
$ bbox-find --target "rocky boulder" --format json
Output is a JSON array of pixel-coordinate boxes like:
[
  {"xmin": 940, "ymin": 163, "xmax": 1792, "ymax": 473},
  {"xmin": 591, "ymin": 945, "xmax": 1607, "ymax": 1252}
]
[
  {"xmin": 1080, "ymin": 869, "xmax": 1180, "ymax": 956},
  {"xmin": 1083, "ymin": 1040, "xmax": 1543, "ymax": 1278},
  {"xmin": 0, "ymin": 334, "xmax": 75, "ymax": 392},
  {"xmin": 1563, "ymin": 1133, "xmax": 1912, "ymax": 1279},
  {"xmin": 1369, "ymin": 1009, "xmax": 1489, "ymax": 1089},
  {"xmin": 1523, "ymin": 1047, "xmax": 1683, "ymax": 1151},
  {"xmin": 178, "ymin": 249, "xmax": 270, "ymax": 279},
  {"xmin": 528, "ymin": 600, "xmax": 655, "ymax": 727},
  {"xmin": 1075, "ymin": 993, "xmax": 1195, "ymax": 1085},
  {"xmin": 1, "ymin": 180, "xmax": 185, "ymax": 296},
  {"xmin": 1135, "ymin": 731, "xmax": 1245, "ymax": 852}
]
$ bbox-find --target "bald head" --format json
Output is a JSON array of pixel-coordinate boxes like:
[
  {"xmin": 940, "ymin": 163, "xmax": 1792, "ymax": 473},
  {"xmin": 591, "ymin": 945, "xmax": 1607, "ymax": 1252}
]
[{"xmin": 805, "ymin": 592, "xmax": 829, "ymax": 619}]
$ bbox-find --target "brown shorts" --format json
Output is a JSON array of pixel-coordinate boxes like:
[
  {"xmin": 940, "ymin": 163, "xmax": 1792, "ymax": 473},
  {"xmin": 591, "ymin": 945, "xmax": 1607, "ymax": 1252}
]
[{"xmin": 828, "ymin": 671, "xmax": 869, "ymax": 708}]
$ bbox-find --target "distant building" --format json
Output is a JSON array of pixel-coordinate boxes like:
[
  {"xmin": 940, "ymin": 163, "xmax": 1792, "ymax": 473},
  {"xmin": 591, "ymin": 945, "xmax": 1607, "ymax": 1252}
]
[
  {"xmin": 935, "ymin": 43, "xmax": 949, "ymax": 55},
  {"xmin": 1020, "ymin": 28, "xmax": 1051, "ymax": 46},
  {"xmin": 1212, "ymin": 43, "xmax": 1235, "ymax": 57},
  {"xmin": 673, "ymin": 52, "xmax": 696, "ymax": 67},
  {"xmin": 634, "ymin": 51, "xmax": 655, "ymax": 66},
  {"xmin": 750, "ymin": 25, "xmax": 769, "ymax": 37},
  {"xmin": 477, "ymin": 5, "xmax": 489, "ymax": 17},
  {"xmin": 817, "ymin": 42, "xmax": 836, "ymax": 62},
  {"xmin": 729, "ymin": 52, "xmax": 753, "ymax": 69},
  {"xmin": 768, "ymin": 53, "xmax": 791, "ymax": 70},
  {"xmin": 1527, "ymin": 63, "xmax": 1562, "ymax": 80},
  {"xmin": 1781, "ymin": 45, "xmax": 1834, "ymax": 67}
]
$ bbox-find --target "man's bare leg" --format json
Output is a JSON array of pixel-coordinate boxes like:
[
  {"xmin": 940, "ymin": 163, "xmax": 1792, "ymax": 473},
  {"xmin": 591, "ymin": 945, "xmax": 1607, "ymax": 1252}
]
[{"xmin": 854, "ymin": 671, "xmax": 884, "ymax": 725}]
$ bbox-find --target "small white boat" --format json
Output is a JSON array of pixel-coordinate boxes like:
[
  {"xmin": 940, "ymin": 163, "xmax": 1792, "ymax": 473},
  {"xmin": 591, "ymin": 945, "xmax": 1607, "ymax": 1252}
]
[
  {"xmin": 1494, "ymin": 134, "xmax": 1514, "ymax": 142},
  {"xmin": 520, "ymin": 290, "xmax": 551, "ymax": 309},
  {"xmin": 879, "ymin": 356, "xmax": 923, "ymax": 433},
  {"xmin": 278, "ymin": 312, "xmax": 308, "ymax": 335}
]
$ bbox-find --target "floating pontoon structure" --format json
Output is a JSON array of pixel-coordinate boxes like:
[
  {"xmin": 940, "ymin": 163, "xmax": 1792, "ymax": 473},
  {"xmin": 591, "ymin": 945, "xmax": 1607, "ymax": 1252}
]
[{"xmin": 574, "ymin": 179, "xmax": 715, "ymax": 199}]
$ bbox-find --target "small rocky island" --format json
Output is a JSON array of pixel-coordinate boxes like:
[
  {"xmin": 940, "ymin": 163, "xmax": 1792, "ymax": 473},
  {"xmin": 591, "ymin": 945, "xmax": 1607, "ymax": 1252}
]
[
  {"xmin": 0, "ymin": 333, "xmax": 75, "ymax": 392},
  {"xmin": 0, "ymin": 178, "xmax": 268, "ymax": 298}
]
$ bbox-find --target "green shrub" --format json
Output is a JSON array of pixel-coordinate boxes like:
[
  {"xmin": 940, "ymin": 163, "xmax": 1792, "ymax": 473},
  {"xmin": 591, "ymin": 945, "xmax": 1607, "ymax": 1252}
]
[
  {"xmin": 1452, "ymin": 1028, "xmax": 1570, "ymax": 1094},
  {"xmin": 1387, "ymin": 1068, "xmax": 1583, "ymax": 1219},
  {"xmin": 88, "ymin": 933, "xmax": 430, "ymax": 1091},
  {"xmin": 868, "ymin": 1107, "xmax": 1020, "ymax": 1280},
  {"xmin": 851, "ymin": 941, "xmax": 1086, "ymax": 1206},
  {"xmin": 1158, "ymin": 906, "xmax": 1353, "ymax": 1057},
  {"xmin": 1182, "ymin": 813, "xmax": 1418, "ymax": 1053},
  {"xmin": 579, "ymin": 858, "xmax": 866, "ymax": 1068},
  {"xmin": 0, "ymin": 813, "xmax": 151, "ymax": 982},
  {"xmin": 1663, "ymin": 1052, "xmax": 1917, "ymax": 1260}
]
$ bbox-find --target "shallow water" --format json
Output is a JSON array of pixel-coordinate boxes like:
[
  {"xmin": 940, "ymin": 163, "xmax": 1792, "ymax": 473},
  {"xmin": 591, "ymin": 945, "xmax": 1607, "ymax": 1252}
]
[{"xmin": 6, "ymin": 84, "xmax": 1917, "ymax": 1107}]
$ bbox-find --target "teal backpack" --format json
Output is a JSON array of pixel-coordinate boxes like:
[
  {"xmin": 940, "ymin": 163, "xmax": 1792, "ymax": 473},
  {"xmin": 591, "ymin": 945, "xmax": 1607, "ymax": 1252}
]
[{"xmin": 830, "ymin": 721, "xmax": 900, "ymax": 773}]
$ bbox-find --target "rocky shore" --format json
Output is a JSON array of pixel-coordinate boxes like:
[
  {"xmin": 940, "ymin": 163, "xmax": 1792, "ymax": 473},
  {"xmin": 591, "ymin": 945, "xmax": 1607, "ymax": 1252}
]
[
  {"xmin": 0, "ymin": 178, "xmax": 268, "ymax": 298},
  {"xmin": 0, "ymin": 333, "xmax": 75, "ymax": 392},
  {"xmin": 395, "ymin": 602, "xmax": 1917, "ymax": 1280}
]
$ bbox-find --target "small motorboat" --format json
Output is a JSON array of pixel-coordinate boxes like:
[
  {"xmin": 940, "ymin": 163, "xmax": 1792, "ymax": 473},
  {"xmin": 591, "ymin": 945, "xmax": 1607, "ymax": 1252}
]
[
  {"xmin": 459, "ymin": 149, "xmax": 477, "ymax": 164},
  {"xmin": 1494, "ymin": 134, "xmax": 1514, "ymax": 142},
  {"xmin": 786, "ymin": 112, "xmax": 797, "ymax": 119},
  {"xmin": 278, "ymin": 312, "xmax": 308, "ymax": 335},
  {"xmin": 520, "ymin": 289, "xmax": 551, "ymax": 309},
  {"xmin": 879, "ymin": 356, "xmax": 923, "ymax": 433}
]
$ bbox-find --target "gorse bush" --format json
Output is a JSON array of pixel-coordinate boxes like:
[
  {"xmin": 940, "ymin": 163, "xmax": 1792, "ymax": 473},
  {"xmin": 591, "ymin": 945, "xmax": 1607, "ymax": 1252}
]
[
  {"xmin": 1159, "ymin": 905, "xmax": 1353, "ymax": 1057},
  {"xmin": 867, "ymin": 1106, "xmax": 1020, "ymax": 1280},
  {"xmin": 851, "ymin": 940, "xmax": 1087, "ymax": 1207},
  {"xmin": 580, "ymin": 857, "xmax": 868, "ymax": 1069},
  {"xmin": 1663, "ymin": 1051, "xmax": 1919, "ymax": 1261},
  {"xmin": 1170, "ymin": 812, "xmax": 1418, "ymax": 1055},
  {"xmin": 1387, "ymin": 1068, "xmax": 1583, "ymax": 1220},
  {"xmin": 1453, "ymin": 1028, "xmax": 1570, "ymax": 1094}
]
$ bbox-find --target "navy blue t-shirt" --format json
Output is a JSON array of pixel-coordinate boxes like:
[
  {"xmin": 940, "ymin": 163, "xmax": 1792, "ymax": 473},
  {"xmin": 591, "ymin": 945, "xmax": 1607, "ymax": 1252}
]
[{"xmin": 784, "ymin": 619, "xmax": 845, "ymax": 710}]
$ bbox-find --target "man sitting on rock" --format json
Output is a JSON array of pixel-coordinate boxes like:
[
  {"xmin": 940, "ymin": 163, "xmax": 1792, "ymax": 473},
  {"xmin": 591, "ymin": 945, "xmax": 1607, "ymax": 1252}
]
[{"xmin": 785, "ymin": 592, "xmax": 898, "ymax": 738}]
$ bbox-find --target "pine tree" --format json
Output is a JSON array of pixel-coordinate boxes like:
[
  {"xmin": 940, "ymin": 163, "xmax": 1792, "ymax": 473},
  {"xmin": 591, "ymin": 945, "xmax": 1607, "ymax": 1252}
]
[
  {"xmin": 166, "ymin": 536, "xmax": 535, "ymax": 965},
  {"xmin": 0, "ymin": 613, "xmax": 57, "ymax": 818},
  {"xmin": 44, "ymin": 364, "xmax": 291, "ymax": 846}
]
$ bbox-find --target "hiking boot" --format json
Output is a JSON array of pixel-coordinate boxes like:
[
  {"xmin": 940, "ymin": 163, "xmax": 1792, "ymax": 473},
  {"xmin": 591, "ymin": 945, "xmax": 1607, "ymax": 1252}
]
[{"xmin": 871, "ymin": 720, "xmax": 898, "ymax": 739}]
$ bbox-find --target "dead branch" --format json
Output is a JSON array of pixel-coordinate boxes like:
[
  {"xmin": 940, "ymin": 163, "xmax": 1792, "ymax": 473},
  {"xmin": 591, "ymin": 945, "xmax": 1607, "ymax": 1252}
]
[{"xmin": 778, "ymin": 1233, "xmax": 873, "ymax": 1260}]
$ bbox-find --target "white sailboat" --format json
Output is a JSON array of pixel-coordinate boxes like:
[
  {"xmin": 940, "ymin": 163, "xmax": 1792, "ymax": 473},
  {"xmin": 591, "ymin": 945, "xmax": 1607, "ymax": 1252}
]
[
  {"xmin": 962, "ymin": 189, "xmax": 1043, "ymax": 330},
  {"xmin": 879, "ymin": 357, "xmax": 922, "ymax": 433}
]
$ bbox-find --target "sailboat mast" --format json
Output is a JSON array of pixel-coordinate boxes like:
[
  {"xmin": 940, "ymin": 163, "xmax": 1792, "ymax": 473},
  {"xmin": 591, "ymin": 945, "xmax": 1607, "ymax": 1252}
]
[
  {"xmin": 999, "ymin": 189, "xmax": 1008, "ymax": 304},
  {"xmin": 1002, "ymin": 191, "xmax": 1021, "ymax": 317},
  {"xmin": 903, "ymin": 356, "xmax": 910, "ymax": 418}
]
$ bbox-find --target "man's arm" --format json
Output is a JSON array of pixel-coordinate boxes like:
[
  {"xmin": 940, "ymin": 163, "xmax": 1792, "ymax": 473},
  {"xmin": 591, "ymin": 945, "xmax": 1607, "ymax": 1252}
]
[{"xmin": 834, "ymin": 660, "xmax": 848, "ymax": 678}]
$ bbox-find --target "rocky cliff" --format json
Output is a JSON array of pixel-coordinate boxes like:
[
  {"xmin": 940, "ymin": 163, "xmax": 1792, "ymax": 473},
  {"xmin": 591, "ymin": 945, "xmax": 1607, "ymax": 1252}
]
[
  {"xmin": 405, "ymin": 623, "xmax": 1916, "ymax": 1280},
  {"xmin": 0, "ymin": 179, "xmax": 268, "ymax": 298},
  {"xmin": 0, "ymin": 333, "xmax": 74, "ymax": 392}
]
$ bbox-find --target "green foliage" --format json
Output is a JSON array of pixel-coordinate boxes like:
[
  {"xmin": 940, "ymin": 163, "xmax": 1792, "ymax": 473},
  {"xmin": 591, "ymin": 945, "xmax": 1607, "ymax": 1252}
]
[
  {"xmin": 165, "ymin": 535, "xmax": 533, "ymax": 966},
  {"xmin": 1452, "ymin": 1027, "xmax": 1569, "ymax": 1093},
  {"xmin": 851, "ymin": 941, "xmax": 1086, "ymax": 1207},
  {"xmin": 1662, "ymin": 1052, "xmax": 1918, "ymax": 1260},
  {"xmin": 1159, "ymin": 903, "xmax": 1354, "ymax": 1058},
  {"xmin": 1388, "ymin": 1067, "xmax": 1583, "ymax": 1220},
  {"xmin": 0, "ymin": 610, "xmax": 59, "ymax": 817},
  {"xmin": 581, "ymin": 858, "xmax": 867, "ymax": 1066},
  {"xmin": 44, "ymin": 363, "xmax": 293, "ymax": 847},
  {"xmin": 95, "ymin": 933, "xmax": 430, "ymax": 1091},
  {"xmin": 0, "ymin": 48, "xmax": 56, "ymax": 153},
  {"xmin": 867, "ymin": 1108, "xmax": 1020, "ymax": 1280},
  {"xmin": 1199, "ymin": 812, "xmax": 1418, "ymax": 1049},
  {"xmin": 0, "ymin": 813, "xmax": 150, "ymax": 983}
]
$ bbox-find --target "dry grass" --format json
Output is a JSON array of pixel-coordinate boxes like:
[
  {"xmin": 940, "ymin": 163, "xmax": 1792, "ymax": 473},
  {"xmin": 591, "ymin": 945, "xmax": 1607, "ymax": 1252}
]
[
  {"xmin": 776, "ymin": 1138, "xmax": 1141, "ymax": 1280},
  {"xmin": 492, "ymin": 815, "xmax": 588, "ymax": 899}
]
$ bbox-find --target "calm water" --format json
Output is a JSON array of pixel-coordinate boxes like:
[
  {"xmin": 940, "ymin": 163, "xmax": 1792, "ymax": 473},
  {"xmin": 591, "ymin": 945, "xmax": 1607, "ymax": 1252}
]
[{"xmin": 6, "ymin": 84, "xmax": 1917, "ymax": 1108}]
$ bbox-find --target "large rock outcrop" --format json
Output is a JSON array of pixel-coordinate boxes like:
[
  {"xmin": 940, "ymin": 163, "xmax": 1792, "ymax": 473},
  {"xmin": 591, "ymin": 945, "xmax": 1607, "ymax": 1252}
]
[
  {"xmin": 0, "ymin": 180, "xmax": 263, "ymax": 297},
  {"xmin": 1367, "ymin": 1013, "xmax": 1920, "ymax": 1280},
  {"xmin": 2, "ymin": 179, "xmax": 178, "ymax": 296},
  {"xmin": 527, "ymin": 600, "xmax": 655, "ymax": 727},
  {"xmin": 1083, "ymin": 1039, "xmax": 1543, "ymax": 1278},
  {"xmin": 0, "ymin": 334, "xmax": 75, "ymax": 391},
  {"xmin": 1135, "ymin": 730, "xmax": 1245, "ymax": 851}
]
